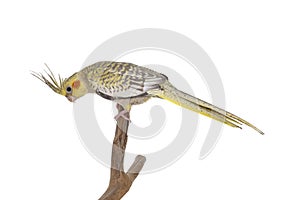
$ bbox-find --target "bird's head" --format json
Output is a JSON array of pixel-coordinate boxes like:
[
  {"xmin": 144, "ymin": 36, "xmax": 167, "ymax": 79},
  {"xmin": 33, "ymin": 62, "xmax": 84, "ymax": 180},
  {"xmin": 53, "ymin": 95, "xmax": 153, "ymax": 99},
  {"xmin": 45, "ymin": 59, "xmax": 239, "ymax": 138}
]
[{"xmin": 31, "ymin": 65, "xmax": 89, "ymax": 102}]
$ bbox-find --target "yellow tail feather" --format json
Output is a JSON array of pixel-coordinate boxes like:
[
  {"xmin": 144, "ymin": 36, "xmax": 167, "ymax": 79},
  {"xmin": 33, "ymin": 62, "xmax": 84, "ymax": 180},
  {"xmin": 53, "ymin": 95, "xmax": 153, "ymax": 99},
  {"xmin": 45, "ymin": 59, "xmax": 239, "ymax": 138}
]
[{"xmin": 149, "ymin": 82, "xmax": 264, "ymax": 135}]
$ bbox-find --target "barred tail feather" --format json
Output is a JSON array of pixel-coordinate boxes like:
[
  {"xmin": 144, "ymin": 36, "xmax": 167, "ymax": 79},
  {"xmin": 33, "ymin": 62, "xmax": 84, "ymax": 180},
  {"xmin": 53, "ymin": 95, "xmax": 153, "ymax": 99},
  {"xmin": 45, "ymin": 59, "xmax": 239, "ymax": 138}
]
[{"xmin": 150, "ymin": 82, "xmax": 264, "ymax": 135}]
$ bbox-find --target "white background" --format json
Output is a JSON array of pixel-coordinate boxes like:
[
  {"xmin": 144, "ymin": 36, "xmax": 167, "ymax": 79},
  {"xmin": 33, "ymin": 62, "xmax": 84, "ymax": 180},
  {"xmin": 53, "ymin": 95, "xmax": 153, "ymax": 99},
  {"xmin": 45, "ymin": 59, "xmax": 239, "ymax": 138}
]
[{"xmin": 1, "ymin": 1, "xmax": 299, "ymax": 199}]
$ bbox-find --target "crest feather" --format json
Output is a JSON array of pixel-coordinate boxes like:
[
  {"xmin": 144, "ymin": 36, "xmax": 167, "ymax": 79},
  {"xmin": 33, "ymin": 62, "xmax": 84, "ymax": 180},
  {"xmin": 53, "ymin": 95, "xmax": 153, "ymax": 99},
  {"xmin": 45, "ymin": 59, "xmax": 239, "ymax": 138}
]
[{"xmin": 31, "ymin": 63, "xmax": 66, "ymax": 95}]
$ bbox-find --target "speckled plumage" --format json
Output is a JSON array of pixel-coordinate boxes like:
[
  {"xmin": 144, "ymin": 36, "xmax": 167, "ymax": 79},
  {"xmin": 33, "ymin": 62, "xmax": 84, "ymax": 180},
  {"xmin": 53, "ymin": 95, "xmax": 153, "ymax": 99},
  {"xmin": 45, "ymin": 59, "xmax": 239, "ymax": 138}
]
[{"xmin": 82, "ymin": 61, "xmax": 167, "ymax": 99}]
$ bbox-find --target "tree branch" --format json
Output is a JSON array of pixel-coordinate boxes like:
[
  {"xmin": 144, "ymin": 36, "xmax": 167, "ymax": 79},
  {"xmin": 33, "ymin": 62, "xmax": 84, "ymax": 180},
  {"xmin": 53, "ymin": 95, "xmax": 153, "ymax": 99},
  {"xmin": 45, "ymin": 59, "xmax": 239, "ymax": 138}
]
[{"xmin": 99, "ymin": 105, "xmax": 146, "ymax": 200}]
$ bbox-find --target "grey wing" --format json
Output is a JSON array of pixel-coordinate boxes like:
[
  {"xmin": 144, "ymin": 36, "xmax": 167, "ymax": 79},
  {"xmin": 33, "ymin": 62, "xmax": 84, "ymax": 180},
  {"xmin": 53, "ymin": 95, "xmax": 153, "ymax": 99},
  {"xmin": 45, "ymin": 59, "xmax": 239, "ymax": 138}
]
[{"xmin": 88, "ymin": 62, "xmax": 168, "ymax": 99}]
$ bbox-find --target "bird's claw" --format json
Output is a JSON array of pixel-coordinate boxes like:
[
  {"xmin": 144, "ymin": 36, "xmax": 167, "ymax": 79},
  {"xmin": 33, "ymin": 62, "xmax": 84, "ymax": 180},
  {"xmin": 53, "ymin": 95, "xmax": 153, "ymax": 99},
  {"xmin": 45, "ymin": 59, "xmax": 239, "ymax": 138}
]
[{"xmin": 114, "ymin": 110, "xmax": 131, "ymax": 122}]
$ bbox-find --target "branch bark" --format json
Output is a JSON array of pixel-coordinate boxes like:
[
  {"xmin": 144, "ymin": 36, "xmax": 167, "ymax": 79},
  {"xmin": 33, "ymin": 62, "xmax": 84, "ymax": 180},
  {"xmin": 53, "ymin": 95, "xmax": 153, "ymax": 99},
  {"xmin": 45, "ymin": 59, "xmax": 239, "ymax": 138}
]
[{"xmin": 99, "ymin": 105, "xmax": 146, "ymax": 200}]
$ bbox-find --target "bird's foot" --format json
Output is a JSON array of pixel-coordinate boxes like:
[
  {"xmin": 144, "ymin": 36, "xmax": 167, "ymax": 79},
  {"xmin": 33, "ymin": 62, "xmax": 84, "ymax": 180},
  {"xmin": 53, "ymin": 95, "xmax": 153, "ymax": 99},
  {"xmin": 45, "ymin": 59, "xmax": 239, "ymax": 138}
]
[{"xmin": 114, "ymin": 109, "xmax": 131, "ymax": 122}]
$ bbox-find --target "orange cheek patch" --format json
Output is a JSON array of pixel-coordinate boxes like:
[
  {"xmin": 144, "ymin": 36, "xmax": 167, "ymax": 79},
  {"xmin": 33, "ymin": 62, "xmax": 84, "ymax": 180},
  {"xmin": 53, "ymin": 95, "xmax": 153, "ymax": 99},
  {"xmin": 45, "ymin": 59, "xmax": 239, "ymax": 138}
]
[{"xmin": 72, "ymin": 80, "xmax": 80, "ymax": 89}]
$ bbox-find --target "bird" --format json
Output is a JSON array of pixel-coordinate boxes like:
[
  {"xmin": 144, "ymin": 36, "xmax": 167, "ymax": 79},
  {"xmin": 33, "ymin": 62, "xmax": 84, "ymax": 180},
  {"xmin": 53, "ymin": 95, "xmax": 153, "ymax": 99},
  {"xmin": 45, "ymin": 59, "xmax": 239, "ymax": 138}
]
[{"xmin": 31, "ymin": 61, "xmax": 264, "ymax": 135}]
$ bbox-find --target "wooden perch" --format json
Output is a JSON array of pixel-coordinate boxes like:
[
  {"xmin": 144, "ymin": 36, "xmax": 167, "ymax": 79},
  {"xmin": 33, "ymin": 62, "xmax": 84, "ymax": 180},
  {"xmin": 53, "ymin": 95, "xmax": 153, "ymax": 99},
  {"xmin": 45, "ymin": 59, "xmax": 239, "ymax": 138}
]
[{"xmin": 99, "ymin": 105, "xmax": 146, "ymax": 200}]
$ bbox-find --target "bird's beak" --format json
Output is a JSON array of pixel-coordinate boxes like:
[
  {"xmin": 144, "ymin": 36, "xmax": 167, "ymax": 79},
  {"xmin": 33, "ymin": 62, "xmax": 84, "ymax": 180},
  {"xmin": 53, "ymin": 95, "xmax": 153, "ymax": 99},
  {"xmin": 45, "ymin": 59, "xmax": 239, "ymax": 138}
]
[{"xmin": 66, "ymin": 96, "xmax": 76, "ymax": 102}]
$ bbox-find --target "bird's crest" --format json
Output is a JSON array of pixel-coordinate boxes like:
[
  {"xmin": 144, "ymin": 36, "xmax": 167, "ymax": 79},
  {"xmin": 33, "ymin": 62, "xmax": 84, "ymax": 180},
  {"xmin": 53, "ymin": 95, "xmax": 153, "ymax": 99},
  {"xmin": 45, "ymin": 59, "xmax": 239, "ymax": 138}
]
[{"xmin": 31, "ymin": 63, "xmax": 66, "ymax": 95}]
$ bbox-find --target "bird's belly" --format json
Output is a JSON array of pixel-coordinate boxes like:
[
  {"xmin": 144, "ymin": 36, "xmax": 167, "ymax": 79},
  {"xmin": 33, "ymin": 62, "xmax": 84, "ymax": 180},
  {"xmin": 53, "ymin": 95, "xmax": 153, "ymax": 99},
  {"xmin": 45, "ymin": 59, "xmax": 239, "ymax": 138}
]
[{"xmin": 123, "ymin": 96, "xmax": 151, "ymax": 105}]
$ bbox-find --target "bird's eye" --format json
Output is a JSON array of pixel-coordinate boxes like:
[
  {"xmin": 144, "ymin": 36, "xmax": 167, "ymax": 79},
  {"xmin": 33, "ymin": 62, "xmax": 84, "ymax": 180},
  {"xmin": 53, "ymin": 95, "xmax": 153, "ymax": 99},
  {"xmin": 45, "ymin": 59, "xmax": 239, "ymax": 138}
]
[{"xmin": 66, "ymin": 86, "xmax": 72, "ymax": 93}]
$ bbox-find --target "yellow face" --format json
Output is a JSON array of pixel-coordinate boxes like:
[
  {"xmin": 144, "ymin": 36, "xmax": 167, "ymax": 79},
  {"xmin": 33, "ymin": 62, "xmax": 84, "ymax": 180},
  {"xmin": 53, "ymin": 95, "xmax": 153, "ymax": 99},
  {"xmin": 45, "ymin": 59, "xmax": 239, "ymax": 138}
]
[
  {"xmin": 62, "ymin": 73, "xmax": 88, "ymax": 102},
  {"xmin": 32, "ymin": 67, "xmax": 89, "ymax": 102}
]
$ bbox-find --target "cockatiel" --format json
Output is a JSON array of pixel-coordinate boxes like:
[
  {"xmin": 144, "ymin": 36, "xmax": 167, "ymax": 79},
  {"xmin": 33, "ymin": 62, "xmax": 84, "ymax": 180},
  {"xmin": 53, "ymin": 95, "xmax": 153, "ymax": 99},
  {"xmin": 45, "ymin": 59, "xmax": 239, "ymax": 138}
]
[{"xmin": 32, "ymin": 61, "xmax": 264, "ymax": 135}]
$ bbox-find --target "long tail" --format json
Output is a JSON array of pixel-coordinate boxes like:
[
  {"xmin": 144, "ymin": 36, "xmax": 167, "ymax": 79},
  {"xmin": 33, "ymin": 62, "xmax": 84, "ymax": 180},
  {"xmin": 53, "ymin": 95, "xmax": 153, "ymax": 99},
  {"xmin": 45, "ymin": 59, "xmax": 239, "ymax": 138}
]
[{"xmin": 149, "ymin": 82, "xmax": 264, "ymax": 135}]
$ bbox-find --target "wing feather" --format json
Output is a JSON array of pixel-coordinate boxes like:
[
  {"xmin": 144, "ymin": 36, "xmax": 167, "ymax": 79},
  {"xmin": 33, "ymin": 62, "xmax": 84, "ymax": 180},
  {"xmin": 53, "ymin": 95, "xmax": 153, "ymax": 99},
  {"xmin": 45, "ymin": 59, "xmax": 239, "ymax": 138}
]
[{"xmin": 87, "ymin": 62, "xmax": 167, "ymax": 99}]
